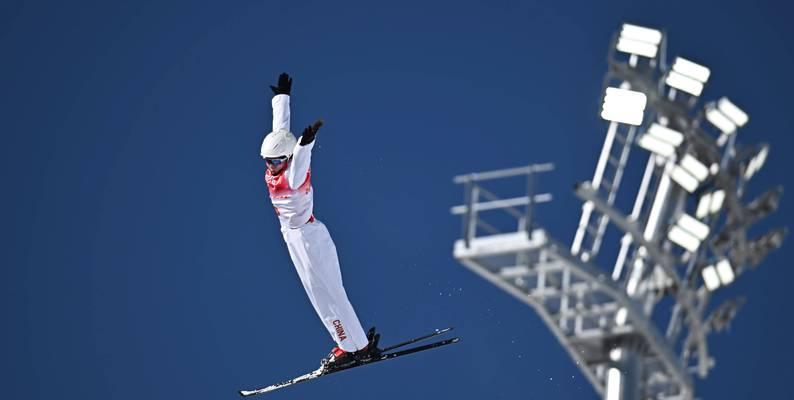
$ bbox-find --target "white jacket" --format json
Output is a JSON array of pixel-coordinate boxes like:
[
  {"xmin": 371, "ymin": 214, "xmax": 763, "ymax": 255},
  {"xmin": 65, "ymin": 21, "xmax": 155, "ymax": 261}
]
[{"xmin": 265, "ymin": 94, "xmax": 316, "ymax": 229}]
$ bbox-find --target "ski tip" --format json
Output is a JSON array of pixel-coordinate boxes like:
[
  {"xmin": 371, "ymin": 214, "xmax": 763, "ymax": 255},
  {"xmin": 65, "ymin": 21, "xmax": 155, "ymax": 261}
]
[
  {"xmin": 436, "ymin": 327, "xmax": 454, "ymax": 334},
  {"xmin": 239, "ymin": 390, "xmax": 254, "ymax": 397}
]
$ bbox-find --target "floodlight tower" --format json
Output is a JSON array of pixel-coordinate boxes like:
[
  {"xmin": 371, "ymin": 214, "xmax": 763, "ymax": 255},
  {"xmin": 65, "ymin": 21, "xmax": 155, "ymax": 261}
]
[{"xmin": 451, "ymin": 23, "xmax": 786, "ymax": 400}]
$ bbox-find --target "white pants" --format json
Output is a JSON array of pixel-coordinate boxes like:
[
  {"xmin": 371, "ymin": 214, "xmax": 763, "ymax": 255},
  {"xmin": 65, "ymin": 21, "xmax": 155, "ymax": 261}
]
[{"xmin": 282, "ymin": 219, "xmax": 369, "ymax": 352}]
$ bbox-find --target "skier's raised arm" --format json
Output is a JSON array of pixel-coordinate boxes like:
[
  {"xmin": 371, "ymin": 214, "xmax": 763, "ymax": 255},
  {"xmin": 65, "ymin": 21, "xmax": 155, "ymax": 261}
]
[
  {"xmin": 271, "ymin": 72, "xmax": 292, "ymax": 133},
  {"xmin": 286, "ymin": 120, "xmax": 323, "ymax": 189}
]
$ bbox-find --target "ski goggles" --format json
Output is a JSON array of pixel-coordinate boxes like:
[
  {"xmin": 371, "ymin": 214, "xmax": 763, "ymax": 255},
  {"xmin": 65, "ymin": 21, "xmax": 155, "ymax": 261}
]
[{"xmin": 265, "ymin": 156, "xmax": 288, "ymax": 167}]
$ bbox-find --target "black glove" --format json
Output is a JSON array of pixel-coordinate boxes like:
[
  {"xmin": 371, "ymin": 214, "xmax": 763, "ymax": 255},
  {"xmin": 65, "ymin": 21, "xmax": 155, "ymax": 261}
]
[
  {"xmin": 270, "ymin": 72, "xmax": 292, "ymax": 96},
  {"xmin": 299, "ymin": 119, "xmax": 324, "ymax": 145}
]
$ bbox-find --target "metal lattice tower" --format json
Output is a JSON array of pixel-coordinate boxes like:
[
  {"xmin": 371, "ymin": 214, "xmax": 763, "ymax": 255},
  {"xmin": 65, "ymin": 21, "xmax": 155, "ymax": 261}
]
[{"xmin": 451, "ymin": 24, "xmax": 786, "ymax": 400}]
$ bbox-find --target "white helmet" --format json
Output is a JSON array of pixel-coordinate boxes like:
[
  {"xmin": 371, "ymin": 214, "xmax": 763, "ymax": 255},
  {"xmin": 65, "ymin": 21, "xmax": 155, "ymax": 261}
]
[{"xmin": 260, "ymin": 130, "xmax": 297, "ymax": 159}]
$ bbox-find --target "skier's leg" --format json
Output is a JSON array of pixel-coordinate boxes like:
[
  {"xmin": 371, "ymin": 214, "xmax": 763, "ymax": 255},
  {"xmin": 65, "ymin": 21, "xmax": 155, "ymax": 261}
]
[
  {"xmin": 283, "ymin": 222, "xmax": 369, "ymax": 352},
  {"xmin": 307, "ymin": 220, "xmax": 369, "ymax": 350},
  {"xmin": 283, "ymin": 228, "xmax": 331, "ymax": 336}
]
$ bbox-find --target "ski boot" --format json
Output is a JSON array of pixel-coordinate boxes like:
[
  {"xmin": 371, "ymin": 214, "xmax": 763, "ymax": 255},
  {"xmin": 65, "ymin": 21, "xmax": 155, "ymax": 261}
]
[
  {"xmin": 319, "ymin": 346, "xmax": 354, "ymax": 371},
  {"xmin": 320, "ymin": 327, "xmax": 382, "ymax": 371},
  {"xmin": 354, "ymin": 326, "xmax": 382, "ymax": 361}
]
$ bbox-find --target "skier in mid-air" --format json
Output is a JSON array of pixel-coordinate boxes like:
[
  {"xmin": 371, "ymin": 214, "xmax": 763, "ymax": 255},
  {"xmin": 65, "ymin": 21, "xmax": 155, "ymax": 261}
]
[
  {"xmin": 260, "ymin": 72, "xmax": 379, "ymax": 370},
  {"xmin": 240, "ymin": 73, "xmax": 458, "ymax": 396}
]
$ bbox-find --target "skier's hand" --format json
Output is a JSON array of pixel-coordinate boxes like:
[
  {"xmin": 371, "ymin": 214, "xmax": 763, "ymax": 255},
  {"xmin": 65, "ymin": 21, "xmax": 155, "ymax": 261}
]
[
  {"xmin": 299, "ymin": 119, "xmax": 324, "ymax": 145},
  {"xmin": 270, "ymin": 72, "xmax": 292, "ymax": 96}
]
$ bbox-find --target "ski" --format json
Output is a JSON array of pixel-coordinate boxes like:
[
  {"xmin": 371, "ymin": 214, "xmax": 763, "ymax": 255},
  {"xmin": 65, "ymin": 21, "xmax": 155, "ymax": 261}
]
[
  {"xmin": 239, "ymin": 330, "xmax": 459, "ymax": 397},
  {"xmin": 239, "ymin": 367, "xmax": 325, "ymax": 397},
  {"xmin": 331, "ymin": 336, "xmax": 460, "ymax": 374},
  {"xmin": 381, "ymin": 327, "xmax": 454, "ymax": 352}
]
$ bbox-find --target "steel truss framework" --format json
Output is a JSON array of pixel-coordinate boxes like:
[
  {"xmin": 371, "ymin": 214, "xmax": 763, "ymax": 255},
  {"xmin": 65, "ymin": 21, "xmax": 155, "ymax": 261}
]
[{"xmin": 451, "ymin": 24, "xmax": 785, "ymax": 400}]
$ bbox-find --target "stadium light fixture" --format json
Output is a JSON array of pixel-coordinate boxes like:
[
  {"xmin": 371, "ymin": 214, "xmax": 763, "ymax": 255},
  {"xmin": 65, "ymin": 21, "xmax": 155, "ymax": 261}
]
[
  {"xmin": 616, "ymin": 23, "xmax": 663, "ymax": 59},
  {"xmin": 705, "ymin": 106, "xmax": 736, "ymax": 134},
  {"xmin": 668, "ymin": 213, "xmax": 710, "ymax": 252},
  {"xmin": 670, "ymin": 153, "xmax": 711, "ymax": 193},
  {"xmin": 718, "ymin": 98, "xmax": 749, "ymax": 127},
  {"xmin": 705, "ymin": 97, "xmax": 749, "ymax": 135},
  {"xmin": 696, "ymin": 190, "xmax": 726, "ymax": 218},
  {"xmin": 745, "ymin": 186, "xmax": 782, "ymax": 224},
  {"xmin": 701, "ymin": 259, "xmax": 735, "ymax": 291},
  {"xmin": 452, "ymin": 22, "xmax": 786, "ymax": 400},
  {"xmin": 744, "ymin": 145, "xmax": 769, "ymax": 180},
  {"xmin": 747, "ymin": 228, "xmax": 788, "ymax": 267},
  {"xmin": 678, "ymin": 213, "xmax": 710, "ymax": 239},
  {"xmin": 665, "ymin": 57, "xmax": 711, "ymax": 96},
  {"xmin": 601, "ymin": 87, "xmax": 647, "ymax": 126},
  {"xmin": 715, "ymin": 259, "xmax": 735, "ymax": 285},
  {"xmin": 672, "ymin": 57, "xmax": 711, "ymax": 82},
  {"xmin": 710, "ymin": 298, "xmax": 745, "ymax": 332},
  {"xmin": 637, "ymin": 123, "xmax": 685, "ymax": 158},
  {"xmin": 701, "ymin": 265, "xmax": 721, "ymax": 291}
]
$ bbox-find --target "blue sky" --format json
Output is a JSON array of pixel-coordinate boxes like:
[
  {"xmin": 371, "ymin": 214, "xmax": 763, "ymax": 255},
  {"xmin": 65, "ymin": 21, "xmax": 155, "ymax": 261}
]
[{"xmin": 2, "ymin": 1, "xmax": 793, "ymax": 399}]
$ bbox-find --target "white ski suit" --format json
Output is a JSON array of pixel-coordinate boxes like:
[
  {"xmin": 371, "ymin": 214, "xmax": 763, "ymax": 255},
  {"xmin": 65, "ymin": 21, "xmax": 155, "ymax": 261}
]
[{"xmin": 265, "ymin": 94, "xmax": 369, "ymax": 352}]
